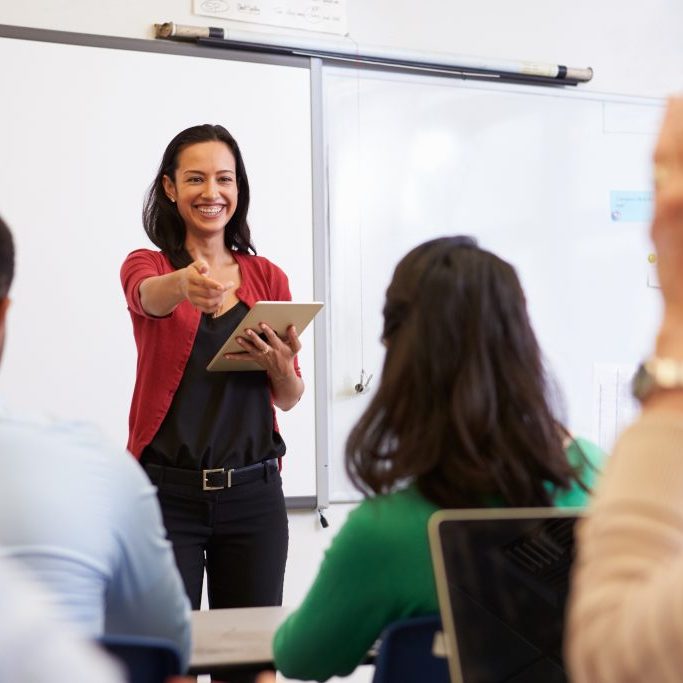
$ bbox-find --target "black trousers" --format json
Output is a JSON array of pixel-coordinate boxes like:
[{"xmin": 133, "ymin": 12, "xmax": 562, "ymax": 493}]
[{"xmin": 151, "ymin": 466, "xmax": 289, "ymax": 611}]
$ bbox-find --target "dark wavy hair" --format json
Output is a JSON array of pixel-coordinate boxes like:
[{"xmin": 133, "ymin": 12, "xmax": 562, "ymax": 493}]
[
  {"xmin": 345, "ymin": 236, "xmax": 587, "ymax": 508},
  {"xmin": 0, "ymin": 215, "xmax": 15, "ymax": 298},
  {"xmin": 143, "ymin": 124, "xmax": 255, "ymax": 269}
]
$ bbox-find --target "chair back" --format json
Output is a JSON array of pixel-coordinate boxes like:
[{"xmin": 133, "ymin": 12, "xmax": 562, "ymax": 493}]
[
  {"xmin": 98, "ymin": 634, "xmax": 182, "ymax": 683},
  {"xmin": 429, "ymin": 508, "xmax": 579, "ymax": 683},
  {"xmin": 372, "ymin": 615, "xmax": 449, "ymax": 683}
]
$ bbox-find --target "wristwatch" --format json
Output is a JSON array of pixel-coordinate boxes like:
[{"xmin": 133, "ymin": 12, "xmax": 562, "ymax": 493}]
[{"xmin": 632, "ymin": 357, "xmax": 683, "ymax": 403}]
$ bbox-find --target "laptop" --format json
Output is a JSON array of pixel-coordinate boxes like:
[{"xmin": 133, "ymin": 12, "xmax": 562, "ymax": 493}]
[{"xmin": 428, "ymin": 507, "xmax": 582, "ymax": 683}]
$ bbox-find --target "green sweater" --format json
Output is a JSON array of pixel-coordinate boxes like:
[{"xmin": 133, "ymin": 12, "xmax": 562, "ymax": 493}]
[{"xmin": 273, "ymin": 438, "xmax": 604, "ymax": 681}]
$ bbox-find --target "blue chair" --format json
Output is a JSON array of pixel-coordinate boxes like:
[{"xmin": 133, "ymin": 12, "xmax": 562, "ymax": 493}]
[
  {"xmin": 372, "ymin": 615, "xmax": 449, "ymax": 683},
  {"xmin": 97, "ymin": 634, "xmax": 182, "ymax": 683}
]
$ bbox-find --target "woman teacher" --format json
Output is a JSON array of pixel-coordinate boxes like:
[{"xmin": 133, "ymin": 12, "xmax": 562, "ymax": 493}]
[{"xmin": 121, "ymin": 124, "xmax": 303, "ymax": 609}]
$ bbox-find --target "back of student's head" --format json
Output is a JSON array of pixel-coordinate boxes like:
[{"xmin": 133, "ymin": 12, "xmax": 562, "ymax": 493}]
[
  {"xmin": 0, "ymin": 215, "xmax": 15, "ymax": 299},
  {"xmin": 346, "ymin": 235, "xmax": 577, "ymax": 507}
]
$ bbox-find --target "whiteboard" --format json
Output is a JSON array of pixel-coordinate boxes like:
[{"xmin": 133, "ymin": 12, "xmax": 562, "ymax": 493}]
[
  {"xmin": 0, "ymin": 33, "xmax": 317, "ymax": 501},
  {"xmin": 323, "ymin": 66, "xmax": 665, "ymax": 502}
]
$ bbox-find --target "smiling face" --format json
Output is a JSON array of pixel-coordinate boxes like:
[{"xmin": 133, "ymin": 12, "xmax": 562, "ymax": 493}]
[{"xmin": 162, "ymin": 140, "xmax": 238, "ymax": 242}]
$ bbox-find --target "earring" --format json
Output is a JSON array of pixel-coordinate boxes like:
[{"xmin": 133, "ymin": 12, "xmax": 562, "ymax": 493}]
[{"xmin": 169, "ymin": 196, "xmax": 176, "ymax": 203}]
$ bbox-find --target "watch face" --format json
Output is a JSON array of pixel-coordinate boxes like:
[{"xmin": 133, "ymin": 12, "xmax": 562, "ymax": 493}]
[
  {"xmin": 632, "ymin": 358, "xmax": 683, "ymax": 403},
  {"xmin": 632, "ymin": 362, "xmax": 654, "ymax": 403}
]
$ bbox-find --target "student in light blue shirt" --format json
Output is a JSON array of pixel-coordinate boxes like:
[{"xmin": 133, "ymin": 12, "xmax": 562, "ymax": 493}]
[
  {"xmin": 0, "ymin": 556, "xmax": 125, "ymax": 683},
  {"xmin": 0, "ymin": 215, "xmax": 192, "ymax": 671}
]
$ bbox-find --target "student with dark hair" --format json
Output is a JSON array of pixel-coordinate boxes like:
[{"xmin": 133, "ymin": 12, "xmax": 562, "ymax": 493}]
[
  {"xmin": 0, "ymin": 215, "xmax": 191, "ymax": 669},
  {"xmin": 273, "ymin": 236, "xmax": 603, "ymax": 681},
  {"xmin": 0, "ymin": 215, "xmax": 13, "ymax": 300},
  {"xmin": 121, "ymin": 125, "xmax": 303, "ymax": 611}
]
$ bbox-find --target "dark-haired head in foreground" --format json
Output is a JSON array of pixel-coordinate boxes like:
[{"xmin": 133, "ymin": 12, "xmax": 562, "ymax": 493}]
[
  {"xmin": 0, "ymin": 215, "xmax": 15, "ymax": 362},
  {"xmin": 346, "ymin": 235, "xmax": 585, "ymax": 507}
]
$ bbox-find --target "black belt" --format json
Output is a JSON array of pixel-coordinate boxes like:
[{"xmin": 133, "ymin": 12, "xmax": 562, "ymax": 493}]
[{"xmin": 143, "ymin": 459, "xmax": 278, "ymax": 491}]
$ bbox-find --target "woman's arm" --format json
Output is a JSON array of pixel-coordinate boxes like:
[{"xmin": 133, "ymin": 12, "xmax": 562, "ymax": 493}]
[
  {"xmin": 273, "ymin": 502, "xmax": 406, "ymax": 681},
  {"xmin": 269, "ymin": 371, "xmax": 305, "ymax": 411},
  {"xmin": 567, "ymin": 416, "xmax": 683, "ymax": 683},
  {"xmin": 266, "ymin": 324, "xmax": 304, "ymax": 410},
  {"xmin": 567, "ymin": 97, "xmax": 683, "ymax": 683},
  {"xmin": 228, "ymin": 323, "xmax": 305, "ymax": 410},
  {"xmin": 140, "ymin": 259, "xmax": 228, "ymax": 317}
]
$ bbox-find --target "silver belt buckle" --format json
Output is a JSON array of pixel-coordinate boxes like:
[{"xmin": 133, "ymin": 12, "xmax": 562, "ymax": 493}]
[{"xmin": 202, "ymin": 468, "xmax": 225, "ymax": 491}]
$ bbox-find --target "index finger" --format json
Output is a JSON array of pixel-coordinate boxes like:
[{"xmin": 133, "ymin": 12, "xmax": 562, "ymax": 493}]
[
  {"xmin": 190, "ymin": 273, "xmax": 225, "ymax": 293},
  {"xmin": 203, "ymin": 276, "xmax": 226, "ymax": 292}
]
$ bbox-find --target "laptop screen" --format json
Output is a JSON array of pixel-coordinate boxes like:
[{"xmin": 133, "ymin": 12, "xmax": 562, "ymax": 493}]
[{"xmin": 428, "ymin": 508, "xmax": 581, "ymax": 683}]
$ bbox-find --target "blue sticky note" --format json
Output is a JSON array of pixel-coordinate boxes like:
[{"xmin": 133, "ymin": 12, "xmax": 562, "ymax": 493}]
[{"xmin": 610, "ymin": 190, "xmax": 653, "ymax": 222}]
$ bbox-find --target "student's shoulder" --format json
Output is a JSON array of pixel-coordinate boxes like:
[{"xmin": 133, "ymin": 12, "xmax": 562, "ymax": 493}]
[
  {"xmin": 1, "ymin": 411, "xmax": 147, "ymax": 488},
  {"xmin": 0, "ymin": 409, "xmax": 100, "ymax": 452},
  {"xmin": 344, "ymin": 487, "xmax": 437, "ymax": 538},
  {"xmin": 318, "ymin": 488, "xmax": 438, "ymax": 589},
  {"xmin": 567, "ymin": 436, "xmax": 606, "ymax": 473},
  {"xmin": 553, "ymin": 436, "xmax": 606, "ymax": 507}
]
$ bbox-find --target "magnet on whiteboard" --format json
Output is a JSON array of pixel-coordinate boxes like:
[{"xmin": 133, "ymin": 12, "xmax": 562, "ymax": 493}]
[{"xmin": 354, "ymin": 370, "xmax": 373, "ymax": 394}]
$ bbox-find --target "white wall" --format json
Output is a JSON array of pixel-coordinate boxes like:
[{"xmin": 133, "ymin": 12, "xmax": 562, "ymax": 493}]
[
  {"xmin": 1, "ymin": 3, "xmax": 682, "ymax": 682},
  {"xmin": 0, "ymin": 1, "xmax": 683, "ymax": 97}
]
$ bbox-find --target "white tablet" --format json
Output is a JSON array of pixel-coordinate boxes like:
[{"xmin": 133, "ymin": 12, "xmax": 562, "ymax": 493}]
[{"xmin": 206, "ymin": 301, "xmax": 324, "ymax": 372}]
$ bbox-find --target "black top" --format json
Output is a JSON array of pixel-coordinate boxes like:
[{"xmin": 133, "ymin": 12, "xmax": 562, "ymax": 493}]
[{"xmin": 143, "ymin": 301, "xmax": 286, "ymax": 470}]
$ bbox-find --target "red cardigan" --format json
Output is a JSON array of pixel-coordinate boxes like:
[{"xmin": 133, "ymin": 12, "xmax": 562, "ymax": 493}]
[{"xmin": 120, "ymin": 249, "xmax": 300, "ymax": 459}]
